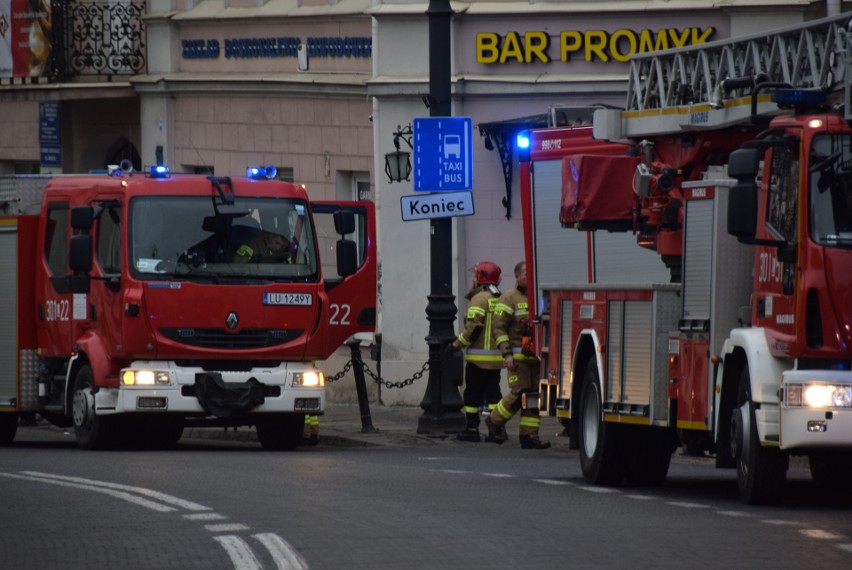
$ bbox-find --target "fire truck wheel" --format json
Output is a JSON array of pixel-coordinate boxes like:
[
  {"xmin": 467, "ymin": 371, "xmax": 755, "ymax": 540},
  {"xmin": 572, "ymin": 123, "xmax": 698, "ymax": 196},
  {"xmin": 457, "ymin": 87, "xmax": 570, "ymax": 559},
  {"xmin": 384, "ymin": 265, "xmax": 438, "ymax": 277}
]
[
  {"xmin": 256, "ymin": 413, "xmax": 304, "ymax": 451},
  {"xmin": 72, "ymin": 364, "xmax": 116, "ymax": 450},
  {"xmin": 0, "ymin": 413, "xmax": 18, "ymax": 445},
  {"xmin": 732, "ymin": 366, "xmax": 788, "ymax": 504},
  {"xmin": 578, "ymin": 359, "xmax": 626, "ymax": 485}
]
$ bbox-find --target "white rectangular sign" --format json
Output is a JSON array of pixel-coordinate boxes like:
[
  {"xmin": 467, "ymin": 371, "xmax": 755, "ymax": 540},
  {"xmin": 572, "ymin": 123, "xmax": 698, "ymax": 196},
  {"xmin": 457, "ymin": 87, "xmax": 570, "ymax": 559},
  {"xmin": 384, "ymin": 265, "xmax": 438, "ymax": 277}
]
[{"xmin": 400, "ymin": 191, "xmax": 475, "ymax": 221}]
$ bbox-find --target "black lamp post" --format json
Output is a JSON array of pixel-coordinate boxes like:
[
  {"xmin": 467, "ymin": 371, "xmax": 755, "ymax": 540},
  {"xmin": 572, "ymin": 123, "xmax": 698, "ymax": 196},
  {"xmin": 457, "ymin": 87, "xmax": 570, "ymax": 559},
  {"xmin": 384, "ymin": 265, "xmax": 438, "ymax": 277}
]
[
  {"xmin": 416, "ymin": 0, "xmax": 464, "ymax": 435},
  {"xmin": 382, "ymin": 0, "xmax": 464, "ymax": 435}
]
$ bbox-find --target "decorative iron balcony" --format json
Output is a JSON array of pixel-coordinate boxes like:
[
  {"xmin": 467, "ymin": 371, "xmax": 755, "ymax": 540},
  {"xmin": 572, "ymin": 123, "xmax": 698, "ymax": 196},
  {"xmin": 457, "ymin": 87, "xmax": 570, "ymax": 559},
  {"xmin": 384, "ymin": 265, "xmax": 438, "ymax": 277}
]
[{"xmin": 52, "ymin": 0, "xmax": 147, "ymax": 79}]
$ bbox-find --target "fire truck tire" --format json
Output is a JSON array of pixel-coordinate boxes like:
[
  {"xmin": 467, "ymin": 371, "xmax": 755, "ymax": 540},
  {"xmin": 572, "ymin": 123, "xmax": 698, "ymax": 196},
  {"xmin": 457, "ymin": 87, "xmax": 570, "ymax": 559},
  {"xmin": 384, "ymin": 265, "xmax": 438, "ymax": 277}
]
[
  {"xmin": 0, "ymin": 413, "xmax": 18, "ymax": 445},
  {"xmin": 578, "ymin": 359, "xmax": 626, "ymax": 485},
  {"xmin": 72, "ymin": 364, "xmax": 117, "ymax": 450},
  {"xmin": 732, "ymin": 366, "xmax": 788, "ymax": 504},
  {"xmin": 256, "ymin": 413, "xmax": 304, "ymax": 451}
]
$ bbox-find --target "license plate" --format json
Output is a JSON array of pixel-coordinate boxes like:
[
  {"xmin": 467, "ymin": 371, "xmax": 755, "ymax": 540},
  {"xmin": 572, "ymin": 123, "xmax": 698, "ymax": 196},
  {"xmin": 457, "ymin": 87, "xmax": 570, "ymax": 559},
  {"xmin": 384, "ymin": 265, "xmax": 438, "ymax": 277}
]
[{"xmin": 264, "ymin": 292, "xmax": 313, "ymax": 306}]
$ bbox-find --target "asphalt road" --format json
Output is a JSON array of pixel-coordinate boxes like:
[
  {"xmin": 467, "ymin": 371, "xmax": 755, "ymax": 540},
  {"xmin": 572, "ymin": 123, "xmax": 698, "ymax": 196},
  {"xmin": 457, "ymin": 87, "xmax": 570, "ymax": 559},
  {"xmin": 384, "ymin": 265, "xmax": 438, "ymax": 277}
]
[{"xmin": 2, "ymin": 410, "xmax": 852, "ymax": 569}]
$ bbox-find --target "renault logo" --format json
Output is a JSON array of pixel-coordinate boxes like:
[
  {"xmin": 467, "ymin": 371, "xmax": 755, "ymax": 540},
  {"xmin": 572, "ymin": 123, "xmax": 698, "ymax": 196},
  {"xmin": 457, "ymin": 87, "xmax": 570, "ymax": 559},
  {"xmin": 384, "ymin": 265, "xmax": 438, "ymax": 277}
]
[{"xmin": 226, "ymin": 312, "xmax": 240, "ymax": 330}]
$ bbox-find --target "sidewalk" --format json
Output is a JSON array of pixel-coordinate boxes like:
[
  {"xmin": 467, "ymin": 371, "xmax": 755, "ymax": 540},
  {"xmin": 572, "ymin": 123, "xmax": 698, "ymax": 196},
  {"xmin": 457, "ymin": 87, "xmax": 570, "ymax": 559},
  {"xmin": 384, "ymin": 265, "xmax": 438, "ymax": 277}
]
[{"xmin": 184, "ymin": 403, "xmax": 572, "ymax": 449}]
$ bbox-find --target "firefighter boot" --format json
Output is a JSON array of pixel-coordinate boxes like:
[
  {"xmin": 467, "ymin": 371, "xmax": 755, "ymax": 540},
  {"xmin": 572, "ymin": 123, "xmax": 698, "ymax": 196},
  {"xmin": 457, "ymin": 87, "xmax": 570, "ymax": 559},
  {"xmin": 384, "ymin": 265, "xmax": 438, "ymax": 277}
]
[
  {"xmin": 456, "ymin": 412, "xmax": 482, "ymax": 442},
  {"xmin": 456, "ymin": 429, "xmax": 481, "ymax": 442},
  {"xmin": 484, "ymin": 416, "xmax": 508, "ymax": 444},
  {"xmin": 520, "ymin": 434, "xmax": 551, "ymax": 449}
]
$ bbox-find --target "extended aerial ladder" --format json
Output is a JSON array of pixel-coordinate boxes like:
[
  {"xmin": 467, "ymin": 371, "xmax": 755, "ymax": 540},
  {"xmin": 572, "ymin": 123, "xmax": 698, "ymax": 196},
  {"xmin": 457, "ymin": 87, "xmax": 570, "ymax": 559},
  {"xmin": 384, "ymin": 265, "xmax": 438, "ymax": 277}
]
[{"xmin": 594, "ymin": 12, "xmax": 852, "ymax": 139}]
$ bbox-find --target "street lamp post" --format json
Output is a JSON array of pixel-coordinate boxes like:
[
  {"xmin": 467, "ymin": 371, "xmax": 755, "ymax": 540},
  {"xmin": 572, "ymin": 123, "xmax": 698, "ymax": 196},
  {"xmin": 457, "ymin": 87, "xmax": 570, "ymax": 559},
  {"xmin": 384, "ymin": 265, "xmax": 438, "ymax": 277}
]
[{"xmin": 417, "ymin": 0, "xmax": 464, "ymax": 435}]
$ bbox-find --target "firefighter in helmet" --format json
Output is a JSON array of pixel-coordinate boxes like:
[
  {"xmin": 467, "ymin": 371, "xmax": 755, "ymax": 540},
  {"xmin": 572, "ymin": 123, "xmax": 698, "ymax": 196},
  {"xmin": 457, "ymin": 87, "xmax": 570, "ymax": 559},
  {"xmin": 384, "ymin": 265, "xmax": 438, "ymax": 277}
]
[
  {"xmin": 448, "ymin": 261, "xmax": 504, "ymax": 442},
  {"xmin": 484, "ymin": 261, "xmax": 551, "ymax": 449}
]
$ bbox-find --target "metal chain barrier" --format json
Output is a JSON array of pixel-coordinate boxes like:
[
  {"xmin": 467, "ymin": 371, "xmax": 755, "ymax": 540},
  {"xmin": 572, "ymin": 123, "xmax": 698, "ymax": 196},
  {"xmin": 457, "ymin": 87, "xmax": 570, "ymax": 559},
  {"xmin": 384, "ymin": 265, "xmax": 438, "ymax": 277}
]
[{"xmin": 325, "ymin": 358, "xmax": 429, "ymax": 389}]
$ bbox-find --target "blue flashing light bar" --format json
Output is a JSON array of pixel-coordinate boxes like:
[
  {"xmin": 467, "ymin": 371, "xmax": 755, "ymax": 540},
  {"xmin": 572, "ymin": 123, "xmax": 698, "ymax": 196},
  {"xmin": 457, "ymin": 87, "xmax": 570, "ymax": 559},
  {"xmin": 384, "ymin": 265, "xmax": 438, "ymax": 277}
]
[
  {"xmin": 517, "ymin": 131, "xmax": 531, "ymax": 162},
  {"xmin": 771, "ymin": 89, "xmax": 827, "ymax": 107},
  {"xmin": 150, "ymin": 165, "xmax": 170, "ymax": 178},
  {"xmin": 246, "ymin": 165, "xmax": 278, "ymax": 180}
]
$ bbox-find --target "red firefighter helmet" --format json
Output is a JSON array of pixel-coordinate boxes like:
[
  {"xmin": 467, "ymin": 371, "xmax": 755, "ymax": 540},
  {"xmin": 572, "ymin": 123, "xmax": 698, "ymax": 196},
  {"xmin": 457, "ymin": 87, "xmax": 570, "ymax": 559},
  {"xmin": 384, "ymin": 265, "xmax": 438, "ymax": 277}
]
[{"xmin": 472, "ymin": 261, "xmax": 501, "ymax": 285}]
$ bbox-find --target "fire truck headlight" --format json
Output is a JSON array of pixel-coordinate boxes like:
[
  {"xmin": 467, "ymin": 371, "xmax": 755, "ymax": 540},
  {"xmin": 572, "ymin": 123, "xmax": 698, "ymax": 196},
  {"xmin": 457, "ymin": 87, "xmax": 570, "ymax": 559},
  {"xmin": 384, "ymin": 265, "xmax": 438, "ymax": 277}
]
[
  {"xmin": 122, "ymin": 370, "xmax": 171, "ymax": 386},
  {"xmin": 292, "ymin": 371, "xmax": 324, "ymax": 387},
  {"xmin": 802, "ymin": 384, "xmax": 852, "ymax": 408}
]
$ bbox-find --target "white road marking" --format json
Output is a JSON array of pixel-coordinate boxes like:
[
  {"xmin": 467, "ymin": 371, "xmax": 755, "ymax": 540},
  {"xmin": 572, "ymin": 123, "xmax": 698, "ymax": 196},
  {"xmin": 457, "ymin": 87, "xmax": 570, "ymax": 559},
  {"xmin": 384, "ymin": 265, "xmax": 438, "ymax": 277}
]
[
  {"xmin": 482, "ymin": 472, "xmax": 516, "ymax": 478},
  {"xmin": 214, "ymin": 535, "xmax": 263, "ymax": 570},
  {"xmin": 185, "ymin": 512, "xmax": 228, "ymax": 521},
  {"xmin": 206, "ymin": 523, "xmax": 250, "ymax": 532},
  {"xmin": 716, "ymin": 511, "xmax": 751, "ymax": 517},
  {"xmin": 762, "ymin": 519, "xmax": 803, "ymax": 526},
  {"xmin": 624, "ymin": 495, "xmax": 655, "ymax": 500},
  {"xmin": 533, "ymin": 479, "xmax": 573, "ymax": 486},
  {"xmin": 837, "ymin": 544, "xmax": 852, "ymax": 553},
  {"xmin": 20, "ymin": 471, "xmax": 211, "ymax": 511},
  {"xmin": 436, "ymin": 469, "xmax": 470, "ymax": 474},
  {"xmin": 254, "ymin": 533, "xmax": 309, "ymax": 570},
  {"xmin": 579, "ymin": 486, "xmax": 618, "ymax": 493},
  {"xmin": 801, "ymin": 529, "xmax": 845, "ymax": 540},
  {"xmin": 0, "ymin": 472, "xmax": 176, "ymax": 512},
  {"xmin": 667, "ymin": 502, "xmax": 710, "ymax": 509}
]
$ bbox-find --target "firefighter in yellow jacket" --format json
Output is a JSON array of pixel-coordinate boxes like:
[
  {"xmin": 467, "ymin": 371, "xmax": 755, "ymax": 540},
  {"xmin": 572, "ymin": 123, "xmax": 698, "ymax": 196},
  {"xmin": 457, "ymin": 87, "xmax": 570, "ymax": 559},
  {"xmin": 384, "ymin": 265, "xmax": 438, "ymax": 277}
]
[
  {"xmin": 485, "ymin": 261, "xmax": 551, "ymax": 449},
  {"xmin": 449, "ymin": 261, "xmax": 504, "ymax": 442}
]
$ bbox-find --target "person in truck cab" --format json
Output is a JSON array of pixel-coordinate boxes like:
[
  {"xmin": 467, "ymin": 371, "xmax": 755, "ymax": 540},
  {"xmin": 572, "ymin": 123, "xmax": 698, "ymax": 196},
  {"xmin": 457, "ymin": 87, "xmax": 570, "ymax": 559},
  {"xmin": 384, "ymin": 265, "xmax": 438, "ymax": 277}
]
[{"xmin": 234, "ymin": 230, "xmax": 292, "ymax": 263}]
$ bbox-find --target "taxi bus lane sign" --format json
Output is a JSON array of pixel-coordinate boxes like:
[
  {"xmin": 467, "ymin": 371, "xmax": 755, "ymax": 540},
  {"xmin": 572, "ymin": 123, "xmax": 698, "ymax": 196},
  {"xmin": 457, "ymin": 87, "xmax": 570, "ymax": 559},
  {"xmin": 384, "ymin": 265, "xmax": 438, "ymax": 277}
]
[
  {"xmin": 413, "ymin": 117, "xmax": 473, "ymax": 192},
  {"xmin": 401, "ymin": 191, "xmax": 475, "ymax": 221}
]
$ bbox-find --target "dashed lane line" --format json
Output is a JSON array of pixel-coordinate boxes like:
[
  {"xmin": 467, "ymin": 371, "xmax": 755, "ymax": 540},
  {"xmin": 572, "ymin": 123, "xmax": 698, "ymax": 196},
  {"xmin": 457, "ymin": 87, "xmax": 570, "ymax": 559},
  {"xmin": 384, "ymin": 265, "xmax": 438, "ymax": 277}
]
[
  {"xmin": 2, "ymin": 471, "xmax": 310, "ymax": 569},
  {"xmin": 215, "ymin": 535, "xmax": 263, "ymax": 570},
  {"xmin": 254, "ymin": 533, "xmax": 309, "ymax": 570}
]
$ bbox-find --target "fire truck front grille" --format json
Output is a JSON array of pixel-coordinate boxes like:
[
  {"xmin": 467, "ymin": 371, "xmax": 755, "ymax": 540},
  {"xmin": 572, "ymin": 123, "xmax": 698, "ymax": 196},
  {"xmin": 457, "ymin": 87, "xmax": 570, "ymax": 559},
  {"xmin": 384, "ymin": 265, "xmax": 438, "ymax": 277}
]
[{"xmin": 159, "ymin": 328, "xmax": 303, "ymax": 349}]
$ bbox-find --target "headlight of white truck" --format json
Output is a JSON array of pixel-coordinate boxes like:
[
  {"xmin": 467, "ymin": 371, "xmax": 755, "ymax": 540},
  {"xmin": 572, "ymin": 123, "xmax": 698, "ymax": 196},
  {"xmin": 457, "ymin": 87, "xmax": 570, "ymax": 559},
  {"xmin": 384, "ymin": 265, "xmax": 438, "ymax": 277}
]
[
  {"xmin": 292, "ymin": 371, "xmax": 324, "ymax": 387},
  {"xmin": 785, "ymin": 383, "xmax": 852, "ymax": 408},
  {"xmin": 122, "ymin": 370, "xmax": 171, "ymax": 387}
]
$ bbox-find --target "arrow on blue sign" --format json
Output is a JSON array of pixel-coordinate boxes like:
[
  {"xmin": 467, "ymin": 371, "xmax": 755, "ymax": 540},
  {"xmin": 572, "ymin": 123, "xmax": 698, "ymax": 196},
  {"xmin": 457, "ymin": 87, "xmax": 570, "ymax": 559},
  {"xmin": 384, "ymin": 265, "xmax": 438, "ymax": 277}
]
[{"xmin": 413, "ymin": 117, "xmax": 473, "ymax": 192}]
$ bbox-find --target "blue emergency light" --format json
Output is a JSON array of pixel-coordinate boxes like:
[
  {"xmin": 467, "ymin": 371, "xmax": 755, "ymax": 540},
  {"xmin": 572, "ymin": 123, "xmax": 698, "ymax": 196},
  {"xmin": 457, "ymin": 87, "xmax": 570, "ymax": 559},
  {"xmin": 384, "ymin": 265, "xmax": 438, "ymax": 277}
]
[
  {"xmin": 517, "ymin": 131, "xmax": 531, "ymax": 161},
  {"xmin": 150, "ymin": 165, "xmax": 170, "ymax": 178},
  {"xmin": 771, "ymin": 89, "xmax": 827, "ymax": 107},
  {"xmin": 246, "ymin": 165, "xmax": 278, "ymax": 180}
]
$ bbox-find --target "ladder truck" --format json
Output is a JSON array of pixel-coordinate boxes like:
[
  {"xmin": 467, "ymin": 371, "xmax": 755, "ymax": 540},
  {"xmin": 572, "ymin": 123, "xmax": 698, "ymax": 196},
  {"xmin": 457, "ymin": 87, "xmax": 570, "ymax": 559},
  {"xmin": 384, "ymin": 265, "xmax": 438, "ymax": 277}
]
[
  {"xmin": 0, "ymin": 166, "xmax": 376, "ymax": 450},
  {"xmin": 519, "ymin": 12, "xmax": 852, "ymax": 503}
]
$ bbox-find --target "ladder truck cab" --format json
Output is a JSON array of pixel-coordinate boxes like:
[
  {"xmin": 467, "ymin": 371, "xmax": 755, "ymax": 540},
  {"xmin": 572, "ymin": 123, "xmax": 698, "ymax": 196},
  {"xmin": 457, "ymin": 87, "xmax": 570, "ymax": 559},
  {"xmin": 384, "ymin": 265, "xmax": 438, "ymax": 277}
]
[
  {"xmin": 520, "ymin": 12, "xmax": 852, "ymax": 503},
  {"xmin": 0, "ymin": 165, "xmax": 376, "ymax": 450}
]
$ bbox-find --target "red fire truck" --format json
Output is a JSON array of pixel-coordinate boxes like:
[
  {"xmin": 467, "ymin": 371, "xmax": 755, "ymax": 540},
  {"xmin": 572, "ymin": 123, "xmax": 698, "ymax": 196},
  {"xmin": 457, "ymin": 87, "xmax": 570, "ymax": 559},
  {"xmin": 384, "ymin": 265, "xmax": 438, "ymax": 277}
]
[
  {"xmin": 0, "ymin": 165, "xmax": 375, "ymax": 450},
  {"xmin": 520, "ymin": 13, "xmax": 852, "ymax": 503}
]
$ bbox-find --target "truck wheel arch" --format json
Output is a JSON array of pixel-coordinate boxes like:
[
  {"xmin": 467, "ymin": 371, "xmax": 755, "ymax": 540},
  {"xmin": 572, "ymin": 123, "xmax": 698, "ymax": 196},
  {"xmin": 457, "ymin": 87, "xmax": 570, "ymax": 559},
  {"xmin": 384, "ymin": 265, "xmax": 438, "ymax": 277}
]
[
  {"xmin": 572, "ymin": 330, "xmax": 602, "ymax": 419},
  {"xmin": 717, "ymin": 329, "xmax": 790, "ymax": 446}
]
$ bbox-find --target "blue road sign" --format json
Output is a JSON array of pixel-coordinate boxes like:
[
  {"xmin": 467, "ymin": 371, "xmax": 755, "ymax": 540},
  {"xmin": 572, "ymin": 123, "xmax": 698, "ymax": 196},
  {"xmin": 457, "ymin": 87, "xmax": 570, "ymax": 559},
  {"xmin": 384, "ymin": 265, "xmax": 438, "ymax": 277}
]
[{"xmin": 413, "ymin": 117, "xmax": 473, "ymax": 192}]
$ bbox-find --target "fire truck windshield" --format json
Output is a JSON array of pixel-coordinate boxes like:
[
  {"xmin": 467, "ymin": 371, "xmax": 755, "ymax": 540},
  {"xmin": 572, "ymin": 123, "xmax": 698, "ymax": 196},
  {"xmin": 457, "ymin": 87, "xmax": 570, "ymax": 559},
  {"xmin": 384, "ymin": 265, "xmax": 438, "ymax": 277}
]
[
  {"xmin": 129, "ymin": 196, "xmax": 318, "ymax": 280},
  {"xmin": 810, "ymin": 134, "xmax": 852, "ymax": 247}
]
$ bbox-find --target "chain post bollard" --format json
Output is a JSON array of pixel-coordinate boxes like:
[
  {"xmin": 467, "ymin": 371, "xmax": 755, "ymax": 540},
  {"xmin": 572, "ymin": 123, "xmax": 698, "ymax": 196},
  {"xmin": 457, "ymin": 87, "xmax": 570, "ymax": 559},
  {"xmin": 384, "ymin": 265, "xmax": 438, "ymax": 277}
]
[{"xmin": 347, "ymin": 339, "xmax": 377, "ymax": 433}]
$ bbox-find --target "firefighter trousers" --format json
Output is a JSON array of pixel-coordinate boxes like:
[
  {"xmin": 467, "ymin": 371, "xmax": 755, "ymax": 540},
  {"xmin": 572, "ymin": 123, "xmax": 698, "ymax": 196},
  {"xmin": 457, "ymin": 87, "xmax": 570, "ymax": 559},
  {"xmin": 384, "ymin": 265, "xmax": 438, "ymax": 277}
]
[
  {"xmin": 461, "ymin": 363, "xmax": 502, "ymax": 432},
  {"xmin": 489, "ymin": 358, "xmax": 543, "ymax": 438}
]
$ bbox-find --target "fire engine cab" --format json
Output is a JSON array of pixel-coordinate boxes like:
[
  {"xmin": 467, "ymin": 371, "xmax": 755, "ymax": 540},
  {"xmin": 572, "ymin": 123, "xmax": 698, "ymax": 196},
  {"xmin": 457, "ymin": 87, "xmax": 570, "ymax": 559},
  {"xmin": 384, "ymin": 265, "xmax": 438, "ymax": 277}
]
[{"xmin": 0, "ymin": 166, "xmax": 376, "ymax": 450}]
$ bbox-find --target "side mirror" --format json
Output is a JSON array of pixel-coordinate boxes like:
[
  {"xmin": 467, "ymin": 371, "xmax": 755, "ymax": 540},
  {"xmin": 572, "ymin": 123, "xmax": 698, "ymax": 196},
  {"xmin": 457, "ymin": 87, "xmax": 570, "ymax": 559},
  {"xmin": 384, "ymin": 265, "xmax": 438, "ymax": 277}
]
[
  {"xmin": 728, "ymin": 147, "xmax": 759, "ymax": 179},
  {"xmin": 69, "ymin": 234, "xmax": 93, "ymax": 272},
  {"xmin": 727, "ymin": 147, "xmax": 761, "ymax": 242},
  {"xmin": 70, "ymin": 206, "xmax": 95, "ymax": 231},
  {"xmin": 727, "ymin": 181, "xmax": 759, "ymax": 241},
  {"xmin": 333, "ymin": 210, "xmax": 355, "ymax": 235},
  {"xmin": 336, "ymin": 239, "xmax": 358, "ymax": 277}
]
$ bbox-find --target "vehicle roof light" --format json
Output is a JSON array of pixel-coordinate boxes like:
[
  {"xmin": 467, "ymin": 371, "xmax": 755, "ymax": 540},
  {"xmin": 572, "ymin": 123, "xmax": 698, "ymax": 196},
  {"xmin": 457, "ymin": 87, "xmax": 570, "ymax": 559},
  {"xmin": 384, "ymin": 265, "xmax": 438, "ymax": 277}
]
[
  {"xmin": 149, "ymin": 165, "xmax": 170, "ymax": 178},
  {"xmin": 517, "ymin": 131, "xmax": 531, "ymax": 162},
  {"xmin": 771, "ymin": 89, "xmax": 827, "ymax": 107},
  {"xmin": 246, "ymin": 165, "xmax": 278, "ymax": 180}
]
